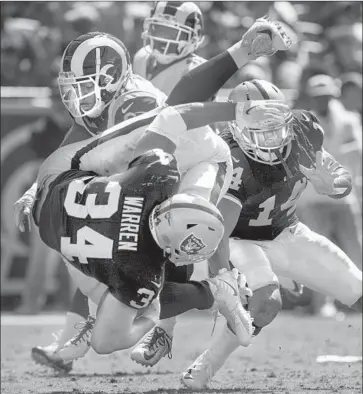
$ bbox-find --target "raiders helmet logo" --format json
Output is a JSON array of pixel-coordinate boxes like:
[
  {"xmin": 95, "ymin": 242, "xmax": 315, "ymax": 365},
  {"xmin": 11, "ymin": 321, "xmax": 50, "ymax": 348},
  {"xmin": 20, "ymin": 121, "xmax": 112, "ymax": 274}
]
[{"xmin": 180, "ymin": 233, "xmax": 206, "ymax": 255}]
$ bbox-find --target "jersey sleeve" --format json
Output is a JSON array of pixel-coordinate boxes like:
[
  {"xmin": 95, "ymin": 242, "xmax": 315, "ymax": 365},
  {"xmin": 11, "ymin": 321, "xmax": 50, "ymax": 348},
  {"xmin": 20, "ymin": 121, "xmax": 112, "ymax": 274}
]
[{"xmin": 146, "ymin": 106, "xmax": 187, "ymax": 145}]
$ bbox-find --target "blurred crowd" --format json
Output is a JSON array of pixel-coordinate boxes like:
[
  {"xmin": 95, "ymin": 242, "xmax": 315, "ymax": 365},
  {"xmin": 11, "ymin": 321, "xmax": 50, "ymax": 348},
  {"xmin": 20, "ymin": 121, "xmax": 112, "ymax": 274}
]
[
  {"xmin": 1, "ymin": 1, "xmax": 362, "ymax": 315},
  {"xmin": 1, "ymin": 2, "xmax": 362, "ymax": 114}
]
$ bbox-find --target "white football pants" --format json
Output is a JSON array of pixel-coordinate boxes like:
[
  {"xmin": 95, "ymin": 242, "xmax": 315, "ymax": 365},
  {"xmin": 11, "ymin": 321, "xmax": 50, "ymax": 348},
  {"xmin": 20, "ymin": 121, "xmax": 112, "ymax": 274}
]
[{"xmin": 229, "ymin": 221, "xmax": 362, "ymax": 307}]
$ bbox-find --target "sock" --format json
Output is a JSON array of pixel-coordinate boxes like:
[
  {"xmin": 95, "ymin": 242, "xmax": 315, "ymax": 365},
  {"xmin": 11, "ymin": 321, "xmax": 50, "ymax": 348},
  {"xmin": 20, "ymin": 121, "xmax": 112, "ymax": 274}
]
[
  {"xmin": 69, "ymin": 288, "xmax": 89, "ymax": 320},
  {"xmin": 58, "ymin": 312, "xmax": 84, "ymax": 347},
  {"xmin": 208, "ymin": 324, "xmax": 240, "ymax": 373},
  {"xmin": 88, "ymin": 298, "xmax": 98, "ymax": 319},
  {"xmin": 351, "ymin": 296, "xmax": 362, "ymax": 313},
  {"xmin": 160, "ymin": 280, "xmax": 214, "ymax": 319},
  {"xmin": 158, "ymin": 316, "xmax": 177, "ymax": 337},
  {"xmin": 164, "ymin": 260, "xmax": 194, "ymax": 282}
]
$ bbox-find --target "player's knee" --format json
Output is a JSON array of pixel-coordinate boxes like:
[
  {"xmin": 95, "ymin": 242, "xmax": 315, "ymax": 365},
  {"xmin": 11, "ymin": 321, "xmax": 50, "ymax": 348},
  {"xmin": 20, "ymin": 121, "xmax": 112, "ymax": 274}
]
[
  {"xmin": 91, "ymin": 329, "xmax": 133, "ymax": 354},
  {"xmin": 248, "ymin": 284, "xmax": 282, "ymax": 328}
]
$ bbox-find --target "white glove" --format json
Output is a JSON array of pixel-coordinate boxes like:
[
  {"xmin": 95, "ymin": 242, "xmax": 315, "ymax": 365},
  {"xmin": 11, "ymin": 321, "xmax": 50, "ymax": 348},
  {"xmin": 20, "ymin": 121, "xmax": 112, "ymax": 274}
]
[
  {"xmin": 299, "ymin": 151, "xmax": 340, "ymax": 195},
  {"xmin": 236, "ymin": 100, "xmax": 290, "ymax": 129},
  {"xmin": 242, "ymin": 16, "xmax": 296, "ymax": 58},
  {"xmin": 14, "ymin": 191, "xmax": 35, "ymax": 232},
  {"xmin": 238, "ymin": 273, "xmax": 253, "ymax": 305}
]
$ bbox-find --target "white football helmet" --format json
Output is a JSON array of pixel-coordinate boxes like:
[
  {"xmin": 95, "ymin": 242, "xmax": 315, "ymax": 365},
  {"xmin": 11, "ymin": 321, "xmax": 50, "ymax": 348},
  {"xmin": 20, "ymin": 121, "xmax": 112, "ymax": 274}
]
[
  {"xmin": 228, "ymin": 80, "xmax": 294, "ymax": 165},
  {"xmin": 58, "ymin": 32, "xmax": 131, "ymax": 124},
  {"xmin": 149, "ymin": 193, "xmax": 224, "ymax": 266},
  {"xmin": 142, "ymin": 1, "xmax": 204, "ymax": 64}
]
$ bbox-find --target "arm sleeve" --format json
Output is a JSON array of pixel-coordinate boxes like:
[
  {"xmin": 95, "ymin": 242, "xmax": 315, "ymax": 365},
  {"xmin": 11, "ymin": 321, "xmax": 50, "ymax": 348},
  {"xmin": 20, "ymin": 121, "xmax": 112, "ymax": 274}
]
[{"xmin": 166, "ymin": 50, "xmax": 239, "ymax": 106}]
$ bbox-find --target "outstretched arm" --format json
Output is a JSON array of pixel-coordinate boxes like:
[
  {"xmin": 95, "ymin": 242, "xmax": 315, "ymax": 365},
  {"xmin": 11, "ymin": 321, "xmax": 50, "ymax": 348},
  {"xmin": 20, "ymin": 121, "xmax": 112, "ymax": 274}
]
[{"xmin": 166, "ymin": 17, "xmax": 295, "ymax": 106}]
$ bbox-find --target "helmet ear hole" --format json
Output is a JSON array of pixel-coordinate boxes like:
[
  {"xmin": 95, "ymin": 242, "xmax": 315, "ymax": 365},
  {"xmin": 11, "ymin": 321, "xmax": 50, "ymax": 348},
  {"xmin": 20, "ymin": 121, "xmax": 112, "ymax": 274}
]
[
  {"xmin": 59, "ymin": 32, "xmax": 131, "ymax": 120},
  {"xmin": 149, "ymin": 194, "xmax": 224, "ymax": 266}
]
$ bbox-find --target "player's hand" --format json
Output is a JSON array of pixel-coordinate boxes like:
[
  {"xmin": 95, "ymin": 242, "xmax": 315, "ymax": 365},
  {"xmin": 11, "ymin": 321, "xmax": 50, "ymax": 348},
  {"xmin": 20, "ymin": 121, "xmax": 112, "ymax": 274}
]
[
  {"xmin": 241, "ymin": 16, "xmax": 296, "ymax": 59},
  {"xmin": 299, "ymin": 151, "xmax": 340, "ymax": 195},
  {"xmin": 237, "ymin": 273, "xmax": 253, "ymax": 305},
  {"xmin": 14, "ymin": 193, "xmax": 34, "ymax": 232},
  {"xmin": 236, "ymin": 100, "xmax": 290, "ymax": 129}
]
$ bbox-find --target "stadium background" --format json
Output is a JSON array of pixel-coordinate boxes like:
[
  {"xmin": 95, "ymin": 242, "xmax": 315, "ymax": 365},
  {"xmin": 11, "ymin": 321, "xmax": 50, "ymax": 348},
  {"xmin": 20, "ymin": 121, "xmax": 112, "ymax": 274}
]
[{"xmin": 1, "ymin": 1, "xmax": 362, "ymax": 315}]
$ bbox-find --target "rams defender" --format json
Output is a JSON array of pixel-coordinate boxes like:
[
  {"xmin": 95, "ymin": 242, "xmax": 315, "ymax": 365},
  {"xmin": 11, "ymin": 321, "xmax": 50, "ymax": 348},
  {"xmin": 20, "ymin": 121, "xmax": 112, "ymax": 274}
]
[
  {"xmin": 181, "ymin": 80, "xmax": 363, "ymax": 389},
  {"xmin": 134, "ymin": 1, "xmax": 206, "ymax": 95}
]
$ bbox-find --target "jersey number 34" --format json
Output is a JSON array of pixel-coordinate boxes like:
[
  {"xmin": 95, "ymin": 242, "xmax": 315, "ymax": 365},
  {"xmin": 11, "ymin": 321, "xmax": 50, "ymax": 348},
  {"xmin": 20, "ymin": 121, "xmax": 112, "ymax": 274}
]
[{"xmin": 60, "ymin": 177, "xmax": 121, "ymax": 264}]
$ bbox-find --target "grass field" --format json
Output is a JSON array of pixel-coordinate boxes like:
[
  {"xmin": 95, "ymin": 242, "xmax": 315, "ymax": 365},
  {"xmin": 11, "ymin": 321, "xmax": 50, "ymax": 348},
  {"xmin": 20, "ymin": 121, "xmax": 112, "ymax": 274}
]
[{"xmin": 1, "ymin": 311, "xmax": 362, "ymax": 394}]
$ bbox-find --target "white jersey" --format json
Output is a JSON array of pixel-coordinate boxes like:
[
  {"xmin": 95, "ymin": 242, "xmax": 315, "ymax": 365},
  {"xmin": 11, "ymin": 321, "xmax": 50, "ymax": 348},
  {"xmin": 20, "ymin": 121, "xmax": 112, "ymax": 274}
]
[
  {"xmin": 133, "ymin": 46, "xmax": 206, "ymax": 95},
  {"xmin": 37, "ymin": 107, "xmax": 232, "ymax": 211}
]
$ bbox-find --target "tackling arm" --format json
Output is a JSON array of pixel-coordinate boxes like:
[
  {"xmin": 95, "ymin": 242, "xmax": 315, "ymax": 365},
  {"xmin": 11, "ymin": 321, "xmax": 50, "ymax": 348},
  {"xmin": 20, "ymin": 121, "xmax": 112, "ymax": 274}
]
[
  {"xmin": 133, "ymin": 102, "xmax": 237, "ymax": 158},
  {"xmin": 133, "ymin": 100, "xmax": 284, "ymax": 158}
]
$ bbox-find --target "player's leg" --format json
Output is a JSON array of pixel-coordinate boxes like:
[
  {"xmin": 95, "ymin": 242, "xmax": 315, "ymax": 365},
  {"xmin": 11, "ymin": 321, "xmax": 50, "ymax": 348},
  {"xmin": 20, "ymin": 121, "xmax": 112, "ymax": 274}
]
[
  {"xmin": 131, "ymin": 262, "xmax": 194, "ymax": 365},
  {"xmin": 30, "ymin": 287, "xmax": 89, "ymax": 372},
  {"xmin": 181, "ymin": 239, "xmax": 281, "ymax": 388},
  {"xmin": 57, "ymin": 262, "xmax": 107, "ymax": 361},
  {"xmin": 131, "ymin": 161, "xmax": 228, "ymax": 365},
  {"xmin": 335, "ymin": 200, "xmax": 362, "ymax": 270},
  {"xmin": 269, "ymin": 222, "xmax": 362, "ymax": 313},
  {"xmin": 91, "ymin": 289, "xmax": 156, "ymax": 354}
]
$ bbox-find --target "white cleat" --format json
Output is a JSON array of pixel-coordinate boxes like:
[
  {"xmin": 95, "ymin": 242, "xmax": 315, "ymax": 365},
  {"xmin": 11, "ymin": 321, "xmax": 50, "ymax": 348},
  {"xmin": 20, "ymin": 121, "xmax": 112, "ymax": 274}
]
[
  {"xmin": 131, "ymin": 326, "xmax": 173, "ymax": 366},
  {"xmin": 181, "ymin": 350, "xmax": 214, "ymax": 389},
  {"xmin": 31, "ymin": 331, "xmax": 73, "ymax": 373},
  {"xmin": 207, "ymin": 268, "xmax": 254, "ymax": 347},
  {"xmin": 58, "ymin": 316, "xmax": 95, "ymax": 362}
]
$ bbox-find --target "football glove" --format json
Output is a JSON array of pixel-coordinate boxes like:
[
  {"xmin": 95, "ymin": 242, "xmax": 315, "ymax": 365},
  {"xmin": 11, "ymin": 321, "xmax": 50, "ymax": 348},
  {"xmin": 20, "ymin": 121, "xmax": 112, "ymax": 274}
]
[
  {"xmin": 236, "ymin": 100, "xmax": 290, "ymax": 129},
  {"xmin": 299, "ymin": 150, "xmax": 341, "ymax": 195},
  {"xmin": 238, "ymin": 273, "xmax": 253, "ymax": 305},
  {"xmin": 14, "ymin": 187, "xmax": 36, "ymax": 232},
  {"xmin": 242, "ymin": 16, "xmax": 296, "ymax": 58}
]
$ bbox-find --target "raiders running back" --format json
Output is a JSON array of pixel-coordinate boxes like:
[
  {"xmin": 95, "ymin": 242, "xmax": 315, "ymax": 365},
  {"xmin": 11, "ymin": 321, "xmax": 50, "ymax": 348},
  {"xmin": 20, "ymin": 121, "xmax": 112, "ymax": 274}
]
[{"xmin": 38, "ymin": 150, "xmax": 179, "ymax": 308}]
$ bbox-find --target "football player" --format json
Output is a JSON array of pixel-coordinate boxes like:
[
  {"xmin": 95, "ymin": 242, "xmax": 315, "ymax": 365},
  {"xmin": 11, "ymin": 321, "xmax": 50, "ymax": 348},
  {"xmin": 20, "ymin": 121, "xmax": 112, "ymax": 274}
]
[
  {"xmin": 14, "ymin": 31, "xmax": 165, "ymax": 373},
  {"xmin": 34, "ymin": 92, "xmax": 291, "ymax": 357},
  {"xmin": 133, "ymin": 1, "xmax": 206, "ymax": 95},
  {"xmin": 180, "ymin": 80, "xmax": 363, "ymax": 389},
  {"xmin": 16, "ymin": 17, "xmax": 294, "ymax": 368},
  {"xmin": 34, "ymin": 142, "xmax": 254, "ymax": 356}
]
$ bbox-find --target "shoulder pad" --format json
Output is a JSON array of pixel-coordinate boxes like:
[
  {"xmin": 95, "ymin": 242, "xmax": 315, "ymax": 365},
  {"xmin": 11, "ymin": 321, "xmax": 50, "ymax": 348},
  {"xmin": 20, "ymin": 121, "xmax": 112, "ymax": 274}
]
[{"xmin": 108, "ymin": 91, "xmax": 160, "ymax": 126}]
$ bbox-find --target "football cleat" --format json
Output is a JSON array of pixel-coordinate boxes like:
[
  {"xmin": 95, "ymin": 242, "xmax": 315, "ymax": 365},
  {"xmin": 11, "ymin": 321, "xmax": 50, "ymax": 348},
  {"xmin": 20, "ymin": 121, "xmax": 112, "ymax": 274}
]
[
  {"xmin": 58, "ymin": 316, "xmax": 95, "ymax": 362},
  {"xmin": 131, "ymin": 326, "xmax": 173, "ymax": 366},
  {"xmin": 181, "ymin": 349, "xmax": 214, "ymax": 389},
  {"xmin": 207, "ymin": 268, "xmax": 254, "ymax": 347},
  {"xmin": 31, "ymin": 331, "xmax": 73, "ymax": 374}
]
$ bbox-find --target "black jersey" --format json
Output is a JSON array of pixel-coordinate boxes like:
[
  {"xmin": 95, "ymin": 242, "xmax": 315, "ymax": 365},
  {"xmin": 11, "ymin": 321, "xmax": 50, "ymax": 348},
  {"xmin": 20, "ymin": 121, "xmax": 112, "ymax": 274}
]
[
  {"xmin": 221, "ymin": 110, "xmax": 324, "ymax": 240},
  {"xmin": 38, "ymin": 150, "xmax": 180, "ymax": 308}
]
